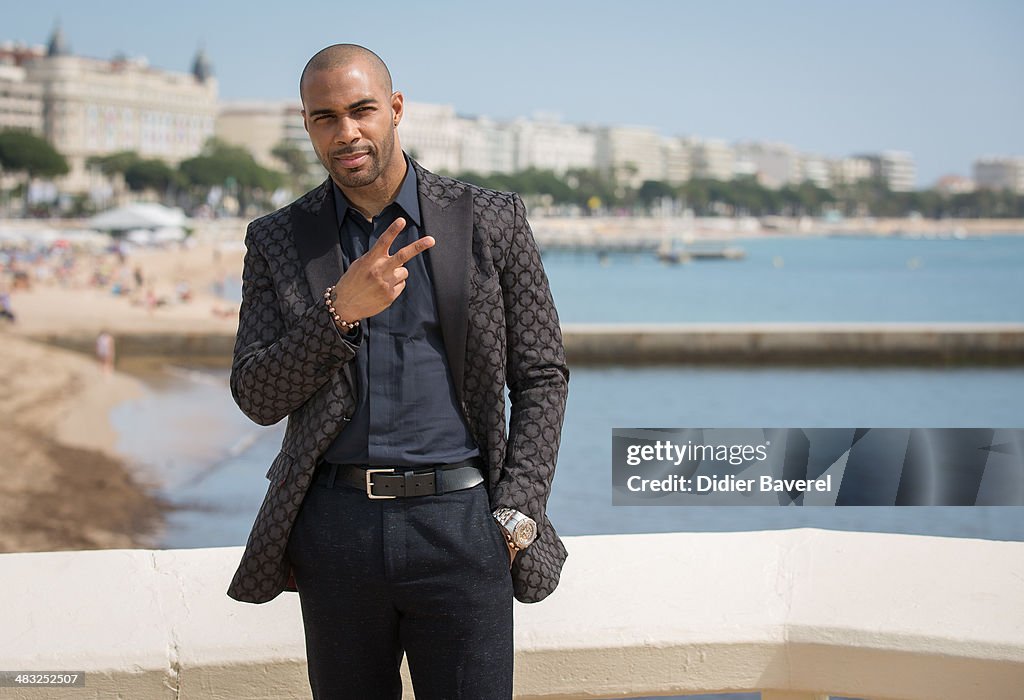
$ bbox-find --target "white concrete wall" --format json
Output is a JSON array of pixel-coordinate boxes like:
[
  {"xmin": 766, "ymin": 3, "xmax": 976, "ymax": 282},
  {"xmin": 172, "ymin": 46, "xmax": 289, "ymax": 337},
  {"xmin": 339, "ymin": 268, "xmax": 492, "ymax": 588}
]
[{"xmin": 1, "ymin": 529, "xmax": 1022, "ymax": 699}]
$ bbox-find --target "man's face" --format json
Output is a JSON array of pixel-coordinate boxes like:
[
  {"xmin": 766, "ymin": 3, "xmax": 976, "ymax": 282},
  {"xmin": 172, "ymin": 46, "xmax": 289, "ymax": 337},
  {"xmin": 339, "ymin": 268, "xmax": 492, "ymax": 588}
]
[{"xmin": 301, "ymin": 61, "xmax": 403, "ymax": 190}]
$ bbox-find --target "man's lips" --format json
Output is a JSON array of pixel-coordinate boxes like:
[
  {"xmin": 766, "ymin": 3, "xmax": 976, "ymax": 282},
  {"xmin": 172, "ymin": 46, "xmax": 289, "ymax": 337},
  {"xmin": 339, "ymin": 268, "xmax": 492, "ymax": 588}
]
[{"xmin": 334, "ymin": 152, "xmax": 370, "ymax": 168}]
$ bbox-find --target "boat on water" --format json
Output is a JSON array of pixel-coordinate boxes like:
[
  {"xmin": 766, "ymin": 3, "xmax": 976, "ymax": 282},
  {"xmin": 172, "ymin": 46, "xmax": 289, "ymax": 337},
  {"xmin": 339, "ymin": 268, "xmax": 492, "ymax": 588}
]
[{"xmin": 657, "ymin": 243, "xmax": 746, "ymax": 264}]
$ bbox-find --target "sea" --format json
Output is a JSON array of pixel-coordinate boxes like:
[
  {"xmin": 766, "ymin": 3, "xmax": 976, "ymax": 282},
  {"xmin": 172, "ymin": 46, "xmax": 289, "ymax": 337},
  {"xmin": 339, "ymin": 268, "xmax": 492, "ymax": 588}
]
[{"xmin": 112, "ymin": 233, "xmax": 1024, "ymax": 549}]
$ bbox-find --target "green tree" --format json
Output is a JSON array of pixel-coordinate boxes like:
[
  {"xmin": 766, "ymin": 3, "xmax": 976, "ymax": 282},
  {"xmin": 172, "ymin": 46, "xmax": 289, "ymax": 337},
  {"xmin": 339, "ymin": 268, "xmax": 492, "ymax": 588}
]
[
  {"xmin": 0, "ymin": 129, "xmax": 69, "ymax": 178},
  {"xmin": 565, "ymin": 168, "xmax": 620, "ymax": 212},
  {"xmin": 86, "ymin": 151, "xmax": 181, "ymax": 199},
  {"xmin": 637, "ymin": 180, "xmax": 676, "ymax": 210},
  {"xmin": 179, "ymin": 139, "xmax": 284, "ymax": 213},
  {"xmin": 727, "ymin": 176, "xmax": 774, "ymax": 216},
  {"xmin": 512, "ymin": 168, "xmax": 575, "ymax": 204},
  {"xmin": 86, "ymin": 150, "xmax": 140, "ymax": 176},
  {"xmin": 780, "ymin": 180, "xmax": 834, "ymax": 217},
  {"xmin": 680, "ymin": 178, "xmax": 711, "ymax": 215},
  {"xmin": 271, "ymin": 140, "xmax": 315, "ymax": 191},
  {"xmin": 0, "ymin": 129, "xmax": 69, "ymax": 212},
  {"xmin": 124, "ymin": 158, "xmax": 179, "ymax": 193}
]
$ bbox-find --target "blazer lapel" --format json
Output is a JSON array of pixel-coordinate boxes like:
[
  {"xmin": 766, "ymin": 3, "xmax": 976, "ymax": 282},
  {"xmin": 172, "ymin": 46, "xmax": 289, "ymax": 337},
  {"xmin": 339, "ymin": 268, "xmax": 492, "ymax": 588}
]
[
  {"xmin": 419, "ymin": 174, "xmax": 473, "ymax": 404},
  {"xmin": 294, "ymin": 179, "xmax": 345, "ymax": 299}
]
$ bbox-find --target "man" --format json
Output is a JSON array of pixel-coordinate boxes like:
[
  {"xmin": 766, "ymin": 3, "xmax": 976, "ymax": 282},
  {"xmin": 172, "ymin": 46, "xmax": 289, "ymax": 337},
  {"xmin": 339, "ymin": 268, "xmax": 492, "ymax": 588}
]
[{"xmin": 226, "ymin": 44, "xmax": 569, "ymax": 699}]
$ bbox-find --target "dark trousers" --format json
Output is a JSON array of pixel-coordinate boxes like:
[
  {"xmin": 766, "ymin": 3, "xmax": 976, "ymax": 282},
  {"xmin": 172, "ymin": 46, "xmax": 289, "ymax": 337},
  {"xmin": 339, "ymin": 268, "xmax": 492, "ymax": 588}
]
[{"xmin": 286, "ymin": 476, "xmax": 514, "ymax": 699}]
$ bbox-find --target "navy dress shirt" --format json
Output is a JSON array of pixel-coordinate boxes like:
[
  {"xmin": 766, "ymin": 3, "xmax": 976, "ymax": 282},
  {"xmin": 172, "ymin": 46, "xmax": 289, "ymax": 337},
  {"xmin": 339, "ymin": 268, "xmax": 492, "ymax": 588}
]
[{"xmin": 323, "ymin": 157, "xmax": 480, "ymax": 467}]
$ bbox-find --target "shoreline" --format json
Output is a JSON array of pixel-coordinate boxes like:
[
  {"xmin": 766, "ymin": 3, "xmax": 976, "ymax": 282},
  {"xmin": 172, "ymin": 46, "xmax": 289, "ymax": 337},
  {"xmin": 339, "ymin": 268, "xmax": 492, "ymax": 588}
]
[
  {"xmin": 528, "ymin": 215, "xmax": 1024, "ymax": 244},
  {"xmin": 0, "ymin": 237, "xmax": 241, "ymax": 554},
  {"xmin": 0, "ymin": 334, "xmax": 170, "ymax": 553}
]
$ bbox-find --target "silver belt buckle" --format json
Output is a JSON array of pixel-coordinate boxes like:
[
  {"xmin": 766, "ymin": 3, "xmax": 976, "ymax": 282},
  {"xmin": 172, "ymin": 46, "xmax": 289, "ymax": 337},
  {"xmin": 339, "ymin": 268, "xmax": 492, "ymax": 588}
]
[{"xmin": 365, "ymin": 467, "xmax": 396, "ymax": 499}]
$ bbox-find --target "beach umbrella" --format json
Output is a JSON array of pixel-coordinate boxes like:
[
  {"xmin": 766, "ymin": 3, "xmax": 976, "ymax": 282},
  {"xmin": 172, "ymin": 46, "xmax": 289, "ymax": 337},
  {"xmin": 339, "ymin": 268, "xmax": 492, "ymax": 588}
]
[{"xmin": 87, "ymin": 203, "xmax": 187, "ymax": 232}]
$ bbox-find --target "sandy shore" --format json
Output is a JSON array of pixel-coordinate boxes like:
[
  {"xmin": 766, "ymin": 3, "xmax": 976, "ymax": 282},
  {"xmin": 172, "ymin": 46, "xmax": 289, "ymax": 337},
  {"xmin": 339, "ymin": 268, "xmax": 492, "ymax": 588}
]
[
  {"xmin": 0, "ymin": 333, "xmax": 169, "ymax": 552},
  {"xmin": 5, "ymin": 241, "xmax": 243, "ymax": 338},
  {"xmin": 0, "ymin": 239, "xmax": 249, "ymax": 553}
]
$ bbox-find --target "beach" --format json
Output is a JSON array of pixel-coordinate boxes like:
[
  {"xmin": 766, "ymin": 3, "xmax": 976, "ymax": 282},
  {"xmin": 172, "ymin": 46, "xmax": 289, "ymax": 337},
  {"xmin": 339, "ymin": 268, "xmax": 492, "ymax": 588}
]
[
  {"xmin": 0, "ymin": 236, "xmax": 243, "ymax": 553},
  {"xmin": 0, "ymin": 334, "xmax": 166, "ymax": 551}
]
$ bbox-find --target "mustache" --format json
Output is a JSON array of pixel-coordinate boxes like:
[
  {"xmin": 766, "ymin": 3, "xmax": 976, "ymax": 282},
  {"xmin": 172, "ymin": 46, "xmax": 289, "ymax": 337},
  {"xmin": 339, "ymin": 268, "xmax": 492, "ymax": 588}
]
[{"xmin": 330, "ymin": 146, "xmax": 374, "ymax": 158}]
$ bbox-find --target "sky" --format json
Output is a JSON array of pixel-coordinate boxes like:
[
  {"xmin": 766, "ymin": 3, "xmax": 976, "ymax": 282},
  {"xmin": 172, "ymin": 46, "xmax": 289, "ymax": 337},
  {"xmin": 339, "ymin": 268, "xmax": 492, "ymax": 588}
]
[{"xmin": 5, "ymin": 0, "xmax": 1023, "ymax": 187}]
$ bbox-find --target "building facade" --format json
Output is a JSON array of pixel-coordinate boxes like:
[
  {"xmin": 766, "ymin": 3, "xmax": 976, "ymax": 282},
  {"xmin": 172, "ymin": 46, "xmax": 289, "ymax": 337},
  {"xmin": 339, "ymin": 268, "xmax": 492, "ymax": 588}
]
[
  {"xmin": 734, "ymin": 141, "xmax": 800, "ymax": 189},
  {"xmin": 512, "ymin": 117, "xmax": 596, "ymax": 175},
  {"xmin": 690, "ymin": 138, "xmax": 736, "ymax": 182},
  {"xmin": 18, "ymin": 27, "xmax": 217, "ymax": 190},
  {"xmin": 851, "ymin": 151, "xmax": 916, "ymax": 192},
  {"xmin": 798, "ymin": 154, "xmax": 832, "ymax": 190},
  {"xmin": 398, "ymin": 101, "xmax": 461, "ymax": 174},
  {"xmin": 595, "ymin": 125, "xmax": 666, "ymax": 188},
  {"xmin": 0, "ymin": 48, "xmax": 44, "ymax": 133},
  {"xmin": 456, "ymin": 116, "xmax": 516, "ymax": 175},
  {"xmin": 974, "ymin": 157, "xmax": 1024, "ymax": 194},
  {"xmin": 216, "ymin": 100, "xmax": 315, "ymax": 172},
  {"xmin": 662, "ymin": 136, "xmax": 694, "ymax": 185},
  {"xmin": 830, "ymin": 157, "xmax": 873, "ymax": 187}
]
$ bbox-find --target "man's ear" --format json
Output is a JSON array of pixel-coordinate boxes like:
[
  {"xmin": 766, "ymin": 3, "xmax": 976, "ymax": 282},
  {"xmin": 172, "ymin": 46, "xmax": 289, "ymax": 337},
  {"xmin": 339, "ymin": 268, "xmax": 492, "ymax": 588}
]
[{"xmin": 391, "ymin": 91, "xmax": 404, "ymax": 128}]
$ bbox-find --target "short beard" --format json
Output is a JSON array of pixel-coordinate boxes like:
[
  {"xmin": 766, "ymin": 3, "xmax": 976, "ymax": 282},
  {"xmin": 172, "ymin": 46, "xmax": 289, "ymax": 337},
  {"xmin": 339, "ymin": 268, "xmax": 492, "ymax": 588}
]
[{"xmin": 325, "ymin": 129, "xmax": 396, "ymax": 190}]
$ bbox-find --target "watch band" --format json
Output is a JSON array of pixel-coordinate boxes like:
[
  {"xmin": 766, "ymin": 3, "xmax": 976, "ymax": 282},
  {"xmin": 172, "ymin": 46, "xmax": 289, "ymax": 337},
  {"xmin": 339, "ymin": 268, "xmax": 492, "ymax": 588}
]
[{"xmin": 492, "ymin": 507, "xmax": 537, "ymax": 550}]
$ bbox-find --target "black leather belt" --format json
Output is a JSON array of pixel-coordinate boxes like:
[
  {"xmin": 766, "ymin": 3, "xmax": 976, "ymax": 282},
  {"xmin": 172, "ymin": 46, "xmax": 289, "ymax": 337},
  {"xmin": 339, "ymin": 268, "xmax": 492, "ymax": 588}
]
[{"xmin": 314, "ymin": 457, "xmax": 484, "ymax": 499}]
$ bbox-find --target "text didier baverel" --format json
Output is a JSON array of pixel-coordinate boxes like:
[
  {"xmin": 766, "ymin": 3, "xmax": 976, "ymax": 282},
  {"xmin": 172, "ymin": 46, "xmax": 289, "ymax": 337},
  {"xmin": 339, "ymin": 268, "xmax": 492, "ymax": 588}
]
[
  {"xmin": 626, "ymin": 473, "xmax": 833, "ymax": 494},
  {"xmin": 623, "ymin": 439, "xmax": 832, "ymax": 494}
]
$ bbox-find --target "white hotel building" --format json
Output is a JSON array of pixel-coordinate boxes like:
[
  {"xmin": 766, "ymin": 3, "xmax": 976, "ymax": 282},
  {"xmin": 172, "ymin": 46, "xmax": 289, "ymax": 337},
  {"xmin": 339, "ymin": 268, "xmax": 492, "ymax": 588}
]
[
  {"xmin": 3, "ymin": 27, "xmax": 217, "ymax": 191},
  {"xmin": 396, "ymin": 101, "xmax": 461, "ymax": 174},
  {"xmin": 216, "ymin": 100, "xmax": 313, "ymax": 171},
  {"xmin": 974, "ymin": 157, "xmax": 1024, "ymax": 194},
  {"xmin": 0, "ymin": 54, "xmax": 43, "ymax": 134},
  {"xmin": 511, "ymin": 116, "xmax": 596, "ymax": 175}
]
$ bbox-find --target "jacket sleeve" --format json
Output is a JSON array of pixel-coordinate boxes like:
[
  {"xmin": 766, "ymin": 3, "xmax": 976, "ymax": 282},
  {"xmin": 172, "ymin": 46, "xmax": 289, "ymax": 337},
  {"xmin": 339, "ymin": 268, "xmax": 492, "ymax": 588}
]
[
  {"xmin": 230, "ymin": 222, "xmax": 358, "ymax": 426},
  {"xmin": 491, "ymin": 193, "xmax": 570, "ymax": 524}
]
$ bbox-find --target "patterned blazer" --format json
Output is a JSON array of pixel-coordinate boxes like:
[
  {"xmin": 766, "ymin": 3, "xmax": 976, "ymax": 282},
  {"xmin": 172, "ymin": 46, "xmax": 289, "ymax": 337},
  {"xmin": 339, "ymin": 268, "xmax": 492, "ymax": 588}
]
[{"xmin": 227, "ymin": 159, "xmax": 569, "ymax": 604}]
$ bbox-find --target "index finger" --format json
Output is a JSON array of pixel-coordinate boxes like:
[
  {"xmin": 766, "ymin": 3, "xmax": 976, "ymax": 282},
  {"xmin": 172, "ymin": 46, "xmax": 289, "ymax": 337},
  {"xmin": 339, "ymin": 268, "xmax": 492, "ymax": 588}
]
[
  {"xmin": 370, "ymin": 217, "xmax": 407, "ymax": 257},
  {"xmin": 389, "ymin": 235, "xmax": 435, "ymax": 268}
]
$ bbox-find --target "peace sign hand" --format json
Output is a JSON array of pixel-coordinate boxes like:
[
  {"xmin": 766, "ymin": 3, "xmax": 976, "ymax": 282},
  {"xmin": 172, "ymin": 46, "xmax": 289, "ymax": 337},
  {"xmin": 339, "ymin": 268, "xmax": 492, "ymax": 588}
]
[{"xmin": 329, "ymin": 217, "xmax": 435, "ymax": 324}]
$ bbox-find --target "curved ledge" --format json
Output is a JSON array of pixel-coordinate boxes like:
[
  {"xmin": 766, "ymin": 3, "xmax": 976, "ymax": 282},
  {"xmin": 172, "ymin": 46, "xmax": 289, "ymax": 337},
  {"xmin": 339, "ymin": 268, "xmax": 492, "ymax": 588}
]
[{"xmin": 1, "ymin": 528, "xmax": 1021, "ymax": 699}]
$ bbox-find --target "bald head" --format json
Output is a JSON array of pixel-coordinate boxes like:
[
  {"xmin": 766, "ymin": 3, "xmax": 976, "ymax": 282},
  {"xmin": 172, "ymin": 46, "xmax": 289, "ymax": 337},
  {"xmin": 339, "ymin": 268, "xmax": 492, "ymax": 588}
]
[{"xmin": 300, "ymin": 44, "xmax": 393, "ymax": 103}]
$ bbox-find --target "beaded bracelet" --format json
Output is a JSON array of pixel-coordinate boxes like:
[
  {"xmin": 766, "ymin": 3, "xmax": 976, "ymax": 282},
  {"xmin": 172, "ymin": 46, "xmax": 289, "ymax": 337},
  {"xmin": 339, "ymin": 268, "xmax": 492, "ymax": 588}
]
[{"xmin": 324, "ymin": 286, "xmax": 360, "ymax": 332}]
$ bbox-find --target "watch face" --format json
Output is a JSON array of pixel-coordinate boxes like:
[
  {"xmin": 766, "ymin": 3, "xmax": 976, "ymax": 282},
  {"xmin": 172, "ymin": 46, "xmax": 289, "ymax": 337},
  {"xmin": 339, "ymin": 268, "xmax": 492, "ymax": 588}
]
[{"xmin": 512, "ymin": 519, "xmax": 537, "ymax": 548}]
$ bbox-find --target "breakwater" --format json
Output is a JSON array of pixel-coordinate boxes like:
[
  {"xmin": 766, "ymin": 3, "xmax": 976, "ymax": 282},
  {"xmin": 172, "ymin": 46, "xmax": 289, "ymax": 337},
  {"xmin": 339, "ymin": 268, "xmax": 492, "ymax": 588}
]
[
  {"xmin": 561, "ymin": 322, "xmax": 1024, "ymax": 364},
  {"xmin": 30, "ymin": 322, "xmax": 1024, "ymax": 365}
]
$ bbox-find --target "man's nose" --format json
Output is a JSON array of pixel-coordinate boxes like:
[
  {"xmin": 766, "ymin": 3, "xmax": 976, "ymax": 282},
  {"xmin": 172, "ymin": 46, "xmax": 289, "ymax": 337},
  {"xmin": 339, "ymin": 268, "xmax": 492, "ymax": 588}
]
[{"xmin": 334, "ymin": 116, "xmax": 360, "ymax": 144}]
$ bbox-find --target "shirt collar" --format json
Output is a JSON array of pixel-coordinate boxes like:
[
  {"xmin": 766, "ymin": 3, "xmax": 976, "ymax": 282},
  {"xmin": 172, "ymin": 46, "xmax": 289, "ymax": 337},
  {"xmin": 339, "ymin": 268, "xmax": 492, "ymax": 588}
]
[{"xmin": 332, "ymin": 153, "xmax": 421, "ymax": 228}]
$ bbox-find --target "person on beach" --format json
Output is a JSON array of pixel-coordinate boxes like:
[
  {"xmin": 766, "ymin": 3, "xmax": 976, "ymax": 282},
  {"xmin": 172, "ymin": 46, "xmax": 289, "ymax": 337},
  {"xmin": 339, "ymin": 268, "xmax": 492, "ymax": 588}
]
[
  {"xmin": 95, "ymin": 330, "xmax": 115, "ymax": 374},
  {"xmin": 0, "ymin": 288, "xmax": 15, "ymax": 323},
  {"xmin": 226, "ymin": 44, "xmax": 569, "ymax": 699}
]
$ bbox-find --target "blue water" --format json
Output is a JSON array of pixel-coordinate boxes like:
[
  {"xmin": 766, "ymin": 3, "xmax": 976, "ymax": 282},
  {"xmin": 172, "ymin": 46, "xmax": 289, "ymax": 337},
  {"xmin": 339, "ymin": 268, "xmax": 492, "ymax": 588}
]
[
  {"xmin": 111, "ymin": 364, "xmax": 1024, "ymax": 549},
  {"xmin": 543, "ymin": 235, "xmax": 1024, "ymax": 323},
  {"xmin": 116, "ymin": 234, "xmax": 1024, "ymax": 549},
  {"xmin": 221, "ymin": 234, "xmax": 1024, "ymax": 323}
]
